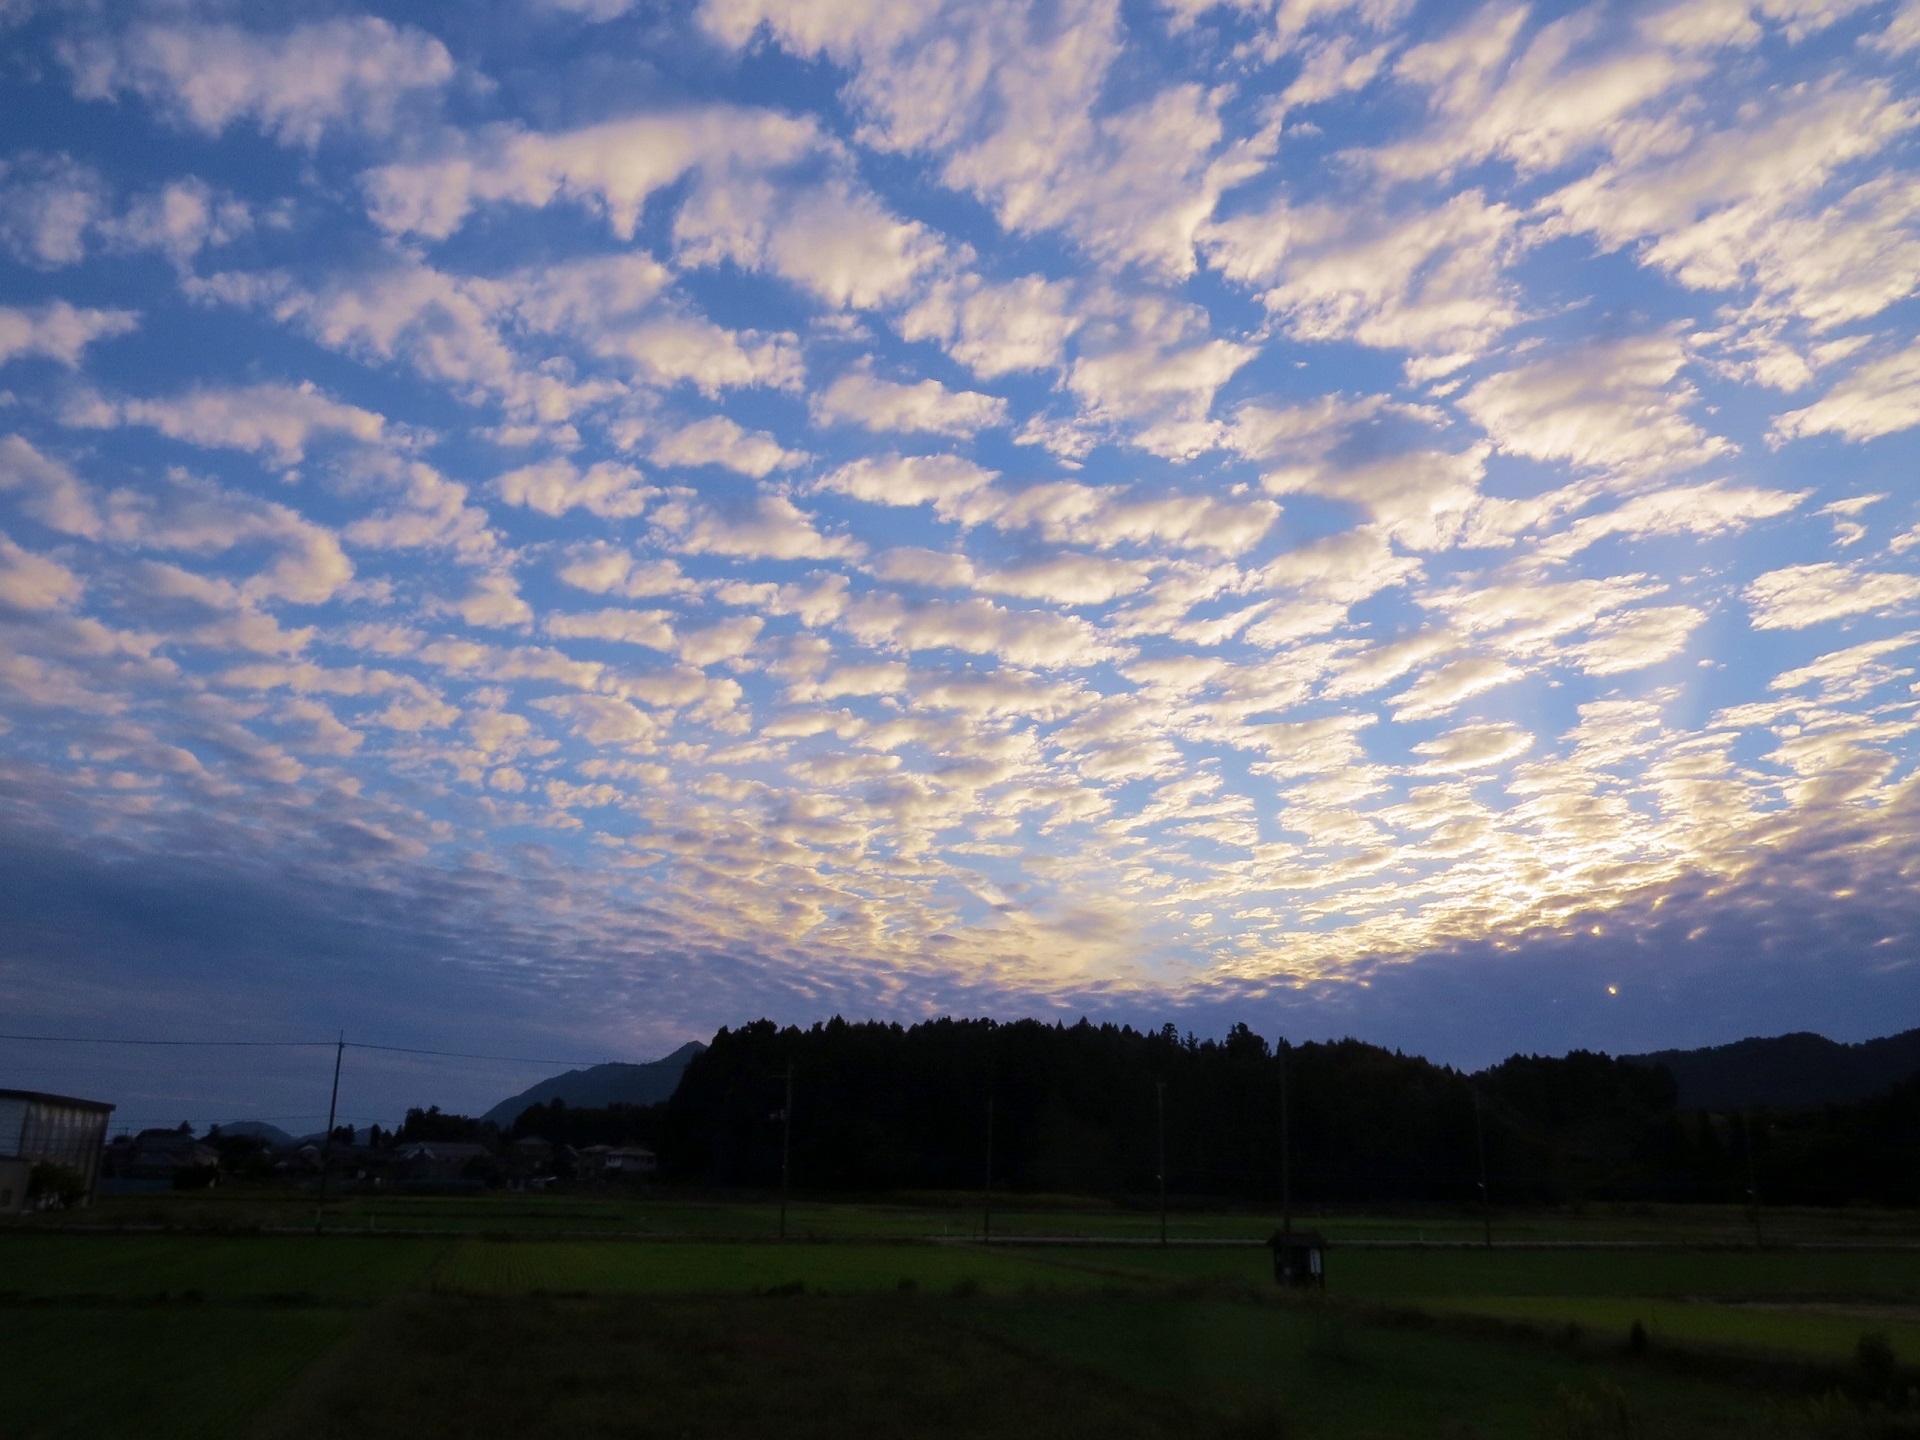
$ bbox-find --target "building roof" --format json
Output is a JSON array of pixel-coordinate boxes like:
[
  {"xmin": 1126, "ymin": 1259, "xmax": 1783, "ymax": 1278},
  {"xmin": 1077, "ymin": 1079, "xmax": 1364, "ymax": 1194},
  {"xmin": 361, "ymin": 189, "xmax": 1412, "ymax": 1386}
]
[
  {"xmin": 395, "ymin": 1141, "xmax": 491, "ymax": 1158},
  {"xmin": 0, "ymin": 1088, "xmax": 115, "ymax": 1113}
]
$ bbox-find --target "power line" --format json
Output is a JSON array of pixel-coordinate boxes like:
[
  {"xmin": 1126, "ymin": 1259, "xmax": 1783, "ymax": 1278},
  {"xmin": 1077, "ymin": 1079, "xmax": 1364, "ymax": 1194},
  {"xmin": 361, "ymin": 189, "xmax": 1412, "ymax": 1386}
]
[
  {"xmin": 0, "ymin": 1033, "xmax": 331, "ymax": 1048},
  {"xmin": 0, "ymin": 1032, "xmax": 633, "ymax": 1068},
  {"xmin": 345, "ymin": 1041, "xmax": 626, "ymax": 1067}
]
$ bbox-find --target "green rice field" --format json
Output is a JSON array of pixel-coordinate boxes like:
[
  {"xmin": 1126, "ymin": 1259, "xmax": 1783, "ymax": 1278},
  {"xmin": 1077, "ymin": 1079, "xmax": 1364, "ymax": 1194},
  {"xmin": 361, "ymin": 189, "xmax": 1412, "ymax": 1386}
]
[{"xmin": 4, "ymin": 1192, "xmax": 1918, "ymax": 1438}]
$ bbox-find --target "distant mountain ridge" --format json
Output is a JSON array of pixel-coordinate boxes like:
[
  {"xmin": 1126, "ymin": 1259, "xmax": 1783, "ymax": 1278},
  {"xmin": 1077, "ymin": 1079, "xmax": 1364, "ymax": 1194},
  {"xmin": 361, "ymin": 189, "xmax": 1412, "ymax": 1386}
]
[
  {"xmin": 1624, "ymin": 1028, "xmax": 1920, "ymax": 1110},
  {"xmin": 211, "ymin": 1120, "xmax": 295, "ymax": 1147},
  {"xmin": 480, "ymin": 1041, "xmax": 707, "ymax": 1127}
]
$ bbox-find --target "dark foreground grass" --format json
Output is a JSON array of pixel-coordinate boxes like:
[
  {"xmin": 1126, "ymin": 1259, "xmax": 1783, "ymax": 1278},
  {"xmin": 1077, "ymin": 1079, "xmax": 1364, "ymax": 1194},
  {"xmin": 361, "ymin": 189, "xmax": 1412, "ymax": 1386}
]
[
  {"xmin": 0, "ymin": 1304, "xmax": 358, "ymax": 1440},
  {"xmin": 0, "ymin": 1233, "xmax": 446, "ymax": 1301},
  {"xmin": 437, "ymin": 1237, "xmax": 1139, "ymax": 1295},
  {"xmin": 963, "ymin": 1295, "xmax": 1804, "ymax": 1439},
  {"xmin": 257, "ymin": 1293, "xmax": 1217, "ymax": 1440},
  {"xmin": 1058, "ymin": 1243, "xmax": 1920, "ymax": 1302}
]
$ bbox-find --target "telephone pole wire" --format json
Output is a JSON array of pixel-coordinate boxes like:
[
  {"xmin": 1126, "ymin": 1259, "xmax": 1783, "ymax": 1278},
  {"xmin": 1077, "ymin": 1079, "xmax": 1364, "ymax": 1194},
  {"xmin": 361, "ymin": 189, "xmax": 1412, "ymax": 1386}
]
[
  {"xmin": 1473, "ymin": 1087, "xmax": 1491, "ymax": 1250},
  {"xmin": 1156, "ymin": 1079, "xmax": 1167, "ymax": 1249},
  {"xmin": 778, "ymin": 1061, "xmax": 793, "ymax": 1241},
  {"xmin": 982, "ymin": 1093, "xmax": 995, "ymax": 1245},
  {"xmin": 315, "ymin": 1031, "xmax": 344, "ymax": 1233}
]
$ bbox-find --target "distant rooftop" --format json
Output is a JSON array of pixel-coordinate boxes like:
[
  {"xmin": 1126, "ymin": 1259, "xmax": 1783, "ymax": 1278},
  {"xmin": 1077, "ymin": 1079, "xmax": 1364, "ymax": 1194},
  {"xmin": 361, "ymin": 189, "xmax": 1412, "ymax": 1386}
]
[{"xmin": 0, "ymin": 1088, "xmax": 115, "ymax": 1113}]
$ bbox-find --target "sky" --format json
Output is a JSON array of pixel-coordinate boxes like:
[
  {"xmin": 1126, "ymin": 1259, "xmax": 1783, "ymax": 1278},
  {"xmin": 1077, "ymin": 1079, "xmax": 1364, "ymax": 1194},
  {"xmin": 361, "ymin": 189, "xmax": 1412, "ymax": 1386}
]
[{"xmin": 2, "ymin": 0, "xmax": 1919, "ymax": 1131}]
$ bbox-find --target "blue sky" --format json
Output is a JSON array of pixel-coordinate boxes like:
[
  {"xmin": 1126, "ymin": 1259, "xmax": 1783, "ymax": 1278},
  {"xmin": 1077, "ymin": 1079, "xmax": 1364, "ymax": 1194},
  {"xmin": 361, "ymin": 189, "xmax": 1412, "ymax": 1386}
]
[{"xmin": 2, "ymin": 0, "xmax": 1919, "ymax": 1129}]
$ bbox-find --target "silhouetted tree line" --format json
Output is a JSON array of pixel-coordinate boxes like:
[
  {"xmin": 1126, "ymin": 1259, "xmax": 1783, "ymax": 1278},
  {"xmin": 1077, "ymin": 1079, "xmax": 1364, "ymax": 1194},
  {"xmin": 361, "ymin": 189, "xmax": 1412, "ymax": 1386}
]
[
  {"xmin": 649, "ymin": 1017, "xmax": 1920, "ymax": 1205},
  {"xmin": 509, "ymin": 1098, "xmax": 665, "ymax": 1150},
  {"xmin": 397, "ymin": 1105, "xmax": 497, "ymax": 1144}
]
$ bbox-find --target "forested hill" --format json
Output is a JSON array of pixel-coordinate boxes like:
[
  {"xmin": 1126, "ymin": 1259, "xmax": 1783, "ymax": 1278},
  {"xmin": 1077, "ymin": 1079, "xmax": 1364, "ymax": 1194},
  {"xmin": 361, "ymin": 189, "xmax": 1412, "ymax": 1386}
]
[
  {"xmin": 1623, "ymin": 1028, "xmax": 1920, "ymax": 1110},
  {"xmin": 481, "ymin": 1041, "xmax": 707, "ymax": 1127},
  {"xmin": 656, "ymin": 1018, "xmax": 1920, "ymax": 1206}
]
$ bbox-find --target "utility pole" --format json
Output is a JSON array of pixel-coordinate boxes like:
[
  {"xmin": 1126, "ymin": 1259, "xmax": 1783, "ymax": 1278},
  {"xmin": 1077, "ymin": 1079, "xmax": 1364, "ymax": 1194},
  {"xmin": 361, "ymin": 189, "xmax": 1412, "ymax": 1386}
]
[
  {"xmin": 1156, "ymin": 1079, "xmax": 1167, "ymax": 1249},
  {"xmin": 1744, "ymin": 1112, "xmax": 1762, "ymax": 1249},
  {"xmin": 315, "ymin": 1031, "xmax": 344, "ymax": 1233},
  {"xmin": 778, "ymin": 1061, "xmax": 793, "ymax": 1241},
  {"xmin": 1473, "ymin": 1088, "xmax": 1491, "ymax": 1250},
  {"xmin": 982, "ymin": 1094, "xmax": 995, "ymax": 1244},
  {"xmin": 1279, "ymin": 1037, "xmax": 1292, "ymax": 1280}
]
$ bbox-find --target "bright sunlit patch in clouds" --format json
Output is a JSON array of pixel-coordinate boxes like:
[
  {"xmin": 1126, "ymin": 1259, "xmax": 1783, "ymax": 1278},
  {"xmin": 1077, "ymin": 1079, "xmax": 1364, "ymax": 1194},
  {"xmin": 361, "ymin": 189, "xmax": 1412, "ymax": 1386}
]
[{"xmin": 0, "ymin": 0, "xmax": 1917, "ymax": 1064}]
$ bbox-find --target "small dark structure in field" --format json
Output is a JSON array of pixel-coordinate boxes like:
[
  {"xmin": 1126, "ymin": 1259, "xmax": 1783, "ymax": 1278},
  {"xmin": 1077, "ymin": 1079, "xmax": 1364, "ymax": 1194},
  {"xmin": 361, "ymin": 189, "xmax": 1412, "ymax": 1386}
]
[
  {"xmin": 0, "ymin": 1088, "xmax": 116, "ymax": 1210},
  {"xmin": 1269, "ymin": 1229, "xmax": 1326, "ymax": 1288}
]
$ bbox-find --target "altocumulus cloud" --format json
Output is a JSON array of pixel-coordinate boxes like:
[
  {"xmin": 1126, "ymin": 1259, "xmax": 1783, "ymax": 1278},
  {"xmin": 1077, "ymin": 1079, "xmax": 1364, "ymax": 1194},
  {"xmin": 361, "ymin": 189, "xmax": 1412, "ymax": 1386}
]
[{"xmin": 0, "ymin": 0, "xmax": 1918, "ymax": 1103}]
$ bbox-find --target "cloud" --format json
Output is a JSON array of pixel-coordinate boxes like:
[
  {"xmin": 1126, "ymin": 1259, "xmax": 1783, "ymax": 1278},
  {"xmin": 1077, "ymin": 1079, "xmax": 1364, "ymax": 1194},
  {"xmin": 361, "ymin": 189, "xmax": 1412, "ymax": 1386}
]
[
  {"xmin": 202, "ymin": 252, "xmax": 795, "ymax": 422},
  {"xmin": 1745, "ymin": 562, "xmax": 1920, "ymax": 630},
  {"xmin": 649, "ymin": 416, "xmax": 806, "ymax": 476},
  {"xmin": 812, "ymin": 363, "xmax": 1008, "ymax": 436},
  {"xmin": 1204, "ymin": 189, "xmax": 1525, "ymax": 378},
  {"xmin": 1770, "ymin": 340, "xmax": 1920, "ymax": 445},
  {"xmin": 813, "ymin": 453, "xmax": 998, "ymax": 513},
  {"xmin": 703, "ymin": 0, "xmax": 1254, "ymax": 279},
  {"xmin": 1537, "ymin": 482, "xmax": 1806, "ymax": 561},
  {"xmin": 1459, "ymin": 332, "xmax": 1730, "ymax": 476},
  {"xmin": 68, "ymin": 382, "xmax": 388, "ymax": 466},
  {"xmin": 555, "ymin": 546, "xmax": 697, "ymax": 599},
  {"xmin": 101, "ymin": 476, "xmax": 355, "ymax": 605},
  {"xmin": 678, "ymin": 614, "xmax": 765, "ymax": 666},
  {"xmin": 0, "ymin": 152, "xmax": 108, "ymax": 266},
  {"xmin": 494, "ymin": 459, "xmax": 652, "ymax": 519},
  {"xmin": 0, "ymin": 435, "xmax": 104, "ymax": 537},
  {"xmin": 654, "ymin": 492, "xmax": 865, "ymax": 561},
  {"xmin": 1540, "ymin": 79, "xmax": 1920, "ymax": 335},
  {"xmin": 64, "ymin": 17, "xmax": 455, "ymax": 146},
  {"xmin": 1411, "ymin": 721, "xmax": 1533, "ymax": 774},
  {"xmin": 452, "ymin": 575, "xmax": 535, "ymax": 628},
  {"xmin": 1392, "ymin": 656, "xmax": 1522, "ymax": 722},
  {"xmin": 842, "ymin": 593, "xmax": 1126, "ymax": 668},
  {"xmin": 0, "ymin": 302, "xmax": 138, "ymax": 368},
  {"xmin": 545, "ymin": 608, "xmax": 677, "ymax": 650},
  {"xmin": 676, "ymin": 177, "xmax": 946, "ymax": 309},
  {"xmin": 976, "ymin": 553, "xmax": 1154, "ymax": 606},
  {"xmin": 0, "ymin": 158, "xmax": 255, "ymax": 272},
  {"xmin": 1371, "ymin": 5, "xmax": 1705, "ymax": 182},
  {"xmin": 1060, "ymin": 294, "xmax": 1256, "ymax": 457},
  {"xmin": 0, "ymin": 531, "xmax": 84, "ymax": 611},
  {"xmin": 1568, "ymin": 605, "xmax": 1703, "ymax": 674},
  {"xmin": 1263, "ymin": 447, "xmax": 1486, "ymax": 551},
  {"xmin": 363, "ymin": 107, "xmax": 819, "ymax": 239},
  {"xmin": 897, "ymin": 273, "xmax": 1082, "ymax": 377}
]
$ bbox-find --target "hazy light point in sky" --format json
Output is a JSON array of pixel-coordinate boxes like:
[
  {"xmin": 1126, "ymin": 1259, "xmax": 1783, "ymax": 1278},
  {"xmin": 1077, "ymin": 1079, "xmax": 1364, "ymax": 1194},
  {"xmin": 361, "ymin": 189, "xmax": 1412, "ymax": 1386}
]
[{"xmin": 2, "ymin": 0, "xmax": 1919, "ymax": 1123}]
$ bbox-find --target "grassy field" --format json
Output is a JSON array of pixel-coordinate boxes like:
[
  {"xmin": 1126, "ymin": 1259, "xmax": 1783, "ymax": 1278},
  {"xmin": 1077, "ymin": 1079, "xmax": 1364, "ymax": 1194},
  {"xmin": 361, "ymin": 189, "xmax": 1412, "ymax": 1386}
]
[
  {"xmin": 4, "ymin": 1193, "xmax": 1919, "ymax": 1438},
  {"xmin": 37, "ymin": 1185, "xmax": 1920, "ymax": 1245},
  {"xmin": 436, "ymin": 1238, "xmax": 1139, "ymax": 1296}
]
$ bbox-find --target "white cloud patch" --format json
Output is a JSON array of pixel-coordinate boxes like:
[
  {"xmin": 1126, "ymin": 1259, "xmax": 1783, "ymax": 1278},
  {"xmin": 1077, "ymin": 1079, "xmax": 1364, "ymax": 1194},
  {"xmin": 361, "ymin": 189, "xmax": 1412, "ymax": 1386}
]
[
  {"xmin": 0, "ymin": 530, "xmax": 84, "ymax": 611},
  {"xmin": 0, "ymin": 435, "xmax": 104, "ymax": 537},
  {"xmin": 814, "ymin": 453, "xmax": 999, "ymax": 515},
  {"xmin": 812, "ymin": 363, "xmax": 1008, "ymax": 436},
  {"xmin": 363, "ymin": 107, "xmax": 818, "ymax": 240},
  {"xmin": 546, "ymin": 608, "xmax": 677, "ymax": 650},
  {"xmin": 67, "ymin": 382, "xmax": 388, "ymax": 466},
  {"xmin": 1204, "ymin": 189, "xmax": 1525, "ymax": 378},
  {"xmin": 649, "ymin": 416, "xmax": 806, "ymax": 476},
  {"xmin": 653, "ymin": 492, "xmax": 865, "ymax": 561},
  {"xmin": 1771, "ymin": 340, "xmax": 1920, "ymax": 445},
  {"xmin": 1459, "ymin": 332, "xmax": 1730, "ymax": 477},
  {"xmin": 494, "ymin": 459, "xmax": 652, "ymax": 519},
  {"xmin": 0, "ymin": 302, "xmax": 138, "ymax": 368},
  {"xmin": 64, "ymin": 18, "xmax": 455, "ymax": 146},
  {"xmin": 842, "ymin": 592, "xmax": 1126, "ymax": 668},
  {"xmin": 1745, "ymin": 562, "xmax": 1920, "ymax": 630}
]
